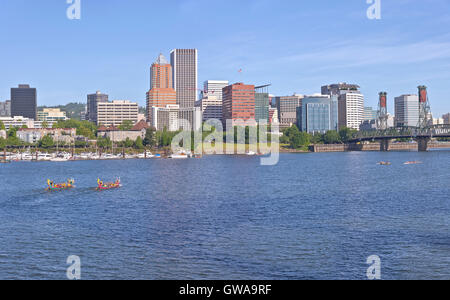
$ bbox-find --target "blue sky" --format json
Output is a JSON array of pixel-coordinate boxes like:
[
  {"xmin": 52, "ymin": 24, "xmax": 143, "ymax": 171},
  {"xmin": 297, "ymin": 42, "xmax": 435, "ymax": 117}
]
[{"xmin": 1, "ymin": 0, "xmax": 450, "ymax": 116}]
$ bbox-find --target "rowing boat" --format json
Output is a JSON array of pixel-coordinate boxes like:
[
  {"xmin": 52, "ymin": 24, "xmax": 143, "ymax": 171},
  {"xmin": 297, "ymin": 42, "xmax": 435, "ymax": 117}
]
[
  {"xmin": 46, "ymin": 179, "xmax": 75, "ymax": 191},
  {"xmin": 97, "ymin": 178, "xmax": 121, "ymax": 190}
]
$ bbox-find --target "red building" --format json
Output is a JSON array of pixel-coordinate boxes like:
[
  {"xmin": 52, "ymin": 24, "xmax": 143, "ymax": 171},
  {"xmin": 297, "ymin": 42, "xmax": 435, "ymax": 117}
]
[
  {"xmin": 222, "ymin": 83, "xmax": 256, "ymax": 127},
  {"xmin": 146, "ymin": 54, "xmax": 177, "ymax": 124}
]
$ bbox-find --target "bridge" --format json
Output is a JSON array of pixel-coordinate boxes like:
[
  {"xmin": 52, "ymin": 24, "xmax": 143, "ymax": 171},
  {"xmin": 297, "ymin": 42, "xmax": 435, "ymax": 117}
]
[{"xmin": 349, "ymin": 124, "xmax": 450, "ymax": 152}]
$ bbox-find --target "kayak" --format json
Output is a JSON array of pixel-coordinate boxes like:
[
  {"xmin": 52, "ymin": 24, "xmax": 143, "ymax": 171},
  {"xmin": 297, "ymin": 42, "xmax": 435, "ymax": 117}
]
[
  {"xmin": 97, "ymin": 178, "xmax": 121, "ymax": 190},
  {"xmin": 46, "ymin": 179, "xmax": 75, "ymax": 191}
]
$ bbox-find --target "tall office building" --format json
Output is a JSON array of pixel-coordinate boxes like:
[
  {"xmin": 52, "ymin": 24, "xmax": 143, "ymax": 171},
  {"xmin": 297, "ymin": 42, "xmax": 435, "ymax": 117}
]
[
  {"xmin": 11, "ymin": 85, "xmax": 37, "ymax": 120},
  {"xmin": 298, "ymin": 95, "xmax": 338, "ymax": 134},
  {"xmin": 196, "ymin": 80, "xmax": 228, "ymax": 122},
  {"xmin": 203, "ymin": 80, "xmax": 228, "ymax": 100},
  {"xmin": 152, "ymin": 105, "xmax": 202, "ymax": 132},
  {"xmin": 338, "ymin": 92, "xmax": 365, "ymax": 130},
  {"xmin": 96, "ymin": 100, "xmax": 139, "ymax": 126},
  {"xmin": 196, "ymin": 95, "xmax": 222, "ymax": 121},
  {"xmin": 364, "ymin": 107, "xmax": 378, "ymax": 121},
  {"xmin": 275, "ymin": 95, "xmax": 303, "ymax": 129},
  {"xmin": 87, "ymin": 91, "xmax": 109, "ymax": 123},
  {"xmin": 322, "ymin": 83, "xmax": 364, "ymax": 130},
  {"xmin": 0, "ymin": 100, "xmax": 11, "ymax": 117},
  {"xmin": 146, "ymin": 54, "xmax": 177, "ymax": 124},
  {"xmin": 394, "ymin": 95, "xmax": 419, "ymax": 127},
  {"xmin": 222, "ymin": 83, "xmax": 255, "ymax": 128},
  {"xmin": 255, "ymin": 85, "xmax": 270, "ymax": 122},
  {"xmin": 170, "ymin": 49, "xmax": 198, "ymax": 108}
]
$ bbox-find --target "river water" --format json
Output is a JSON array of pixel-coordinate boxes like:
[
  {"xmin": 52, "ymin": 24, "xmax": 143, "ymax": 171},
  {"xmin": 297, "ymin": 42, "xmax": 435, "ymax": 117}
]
[{"xmin": 0, "ymin": 151, "xmax": 449, "ymax": 279}]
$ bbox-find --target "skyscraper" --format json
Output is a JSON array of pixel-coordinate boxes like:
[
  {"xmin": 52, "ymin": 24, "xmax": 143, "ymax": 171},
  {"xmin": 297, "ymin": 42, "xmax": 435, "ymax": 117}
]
[
  {"xmin": 170, "ymin": 49, "xmax": 198, "ymax": 108},
  {"xmin": 11, "ymin": 85, "xmax": 37, "ymax": 120},
  {"xmin": 255, "ymin": 85, "xmax": 271, "ymax": 122},
  {"xmin": 222, "ymin": 83, "xmax": 255, "ymax": 128},
  {"xmin": 298, "ymin": 95, "xmax": 338, "ymax": 133},
  {"xmin": 394, "ymin": 95, "xmax": 419, "ymax": 127},
  {"xmin": 322, "ymin": 83, "xmax": 364, "ymax": 130},
  {"xmin": 203, "ymin": 80, "xmax": 228, "ymax": 101},
  {"xmin": 146, "ymin": 54, "xmax": 177, "ymax": 124},
  {"xmin": 87, "ymin": 91, "xmax": 109, "ymax": 123},
  {"xmin": 275, "ymin": 95, "xmax": 303, "ymax": 129}
]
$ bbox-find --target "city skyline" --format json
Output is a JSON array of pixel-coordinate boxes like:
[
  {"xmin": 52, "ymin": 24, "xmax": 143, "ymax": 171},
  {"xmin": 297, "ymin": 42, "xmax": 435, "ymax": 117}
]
[{"xmin": 1, "ymin": 1, "xmax": 450, "ymax": 117}]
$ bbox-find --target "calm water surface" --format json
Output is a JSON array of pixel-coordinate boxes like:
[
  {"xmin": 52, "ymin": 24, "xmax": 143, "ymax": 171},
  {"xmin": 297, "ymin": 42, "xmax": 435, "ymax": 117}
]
[{"xmin": 0, "ymin": 151, "xmax": 449, "ymax": 280}]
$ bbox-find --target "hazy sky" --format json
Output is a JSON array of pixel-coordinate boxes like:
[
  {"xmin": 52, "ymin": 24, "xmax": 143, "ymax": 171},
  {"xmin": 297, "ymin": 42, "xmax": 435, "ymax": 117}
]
[{"xmin": 1, "ymin": 0, "xmax": 450, "ymax": 116}]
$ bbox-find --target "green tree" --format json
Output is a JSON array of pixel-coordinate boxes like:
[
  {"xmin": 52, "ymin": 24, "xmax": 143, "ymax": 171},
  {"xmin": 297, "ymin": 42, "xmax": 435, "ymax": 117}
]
[
  {"xmin": 0, "ymin": 137, "xmax": 6, "ymax": 149},
  {"xmin": 135, "ymin": 136, "xmax": 144, "ymax": 149},
  {"xmin": 124, "ymin": 138, "xmax": 134, "ymax": 148},
  {"xmin": 42, "ymin": 121, "xmax": 49, "ymax": 129},
  {"xmin": 144, "ymin": 128, "xmax": 156, "ymax": 147},
  {"xmin": 339, "ymin": 127, "xmax": 357, "ymax": 143},
  {"xmin": 323, "ymin": 130, "xmax": 341, "ymax": 144},
  {"xmin": 39, "ymin": 135, "xmax": 54, "ymax": 148},
  {"xmin": 119, "ymin": 120, "xmax": 134, "ymax": 131},
  {"xmin": 290, "ymin": 131, "xmax": 310, "ymax": 149},
  {"xmin": 0, "ymin": 121, "xmax": 5, "ymax": 130},
  {"xmin": 97, "ymin": 137, "xmax": 112, "ymax": 149}
]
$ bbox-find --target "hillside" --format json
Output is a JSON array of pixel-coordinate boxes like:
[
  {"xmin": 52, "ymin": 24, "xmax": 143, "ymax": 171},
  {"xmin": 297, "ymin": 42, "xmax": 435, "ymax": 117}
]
[{"xmin": 38, "ymin": 103, "xmax": 86, "ymax": 120}]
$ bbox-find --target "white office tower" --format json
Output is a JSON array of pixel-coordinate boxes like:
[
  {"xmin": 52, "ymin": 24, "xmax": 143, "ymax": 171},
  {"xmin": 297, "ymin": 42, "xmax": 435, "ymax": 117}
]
[
  {"xmin": 394, "ymin": 95, "xmax": 419, "ymax": 127},
  {"xmin": 338, "ymin": 92, "xmax": 365, "ymax": 130}
]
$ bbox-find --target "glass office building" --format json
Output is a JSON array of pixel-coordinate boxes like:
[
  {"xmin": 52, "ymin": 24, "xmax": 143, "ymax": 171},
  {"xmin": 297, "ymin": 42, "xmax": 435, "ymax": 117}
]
[
  {"xmin": 255, "ymin": 85, "xmax": 270, "ymax": 123},
  {"xmin": 298, "ymin": 95, "xmax": 338, "ymax": 133}
]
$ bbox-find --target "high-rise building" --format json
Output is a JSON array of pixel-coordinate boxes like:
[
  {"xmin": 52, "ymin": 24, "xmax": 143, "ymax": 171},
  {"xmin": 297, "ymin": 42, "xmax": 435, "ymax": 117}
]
[
  {"xmin": 275, "ymin": 95, "xmax": 303, "ymax": 129},
  {"xmin": 11, "ymin": 85, "xmax": 37, "ymax": 120},
  {"xmin": 364, "ymin": 107, "xmax": 378, "ymax": 121},
  {"xmin": 0, "ymin": 100, "xmax": 11, "ymax": 117},
  {"xmin": 222, "ymin": 83, "xmax": 256, "ymax": 128},
  {"xmin": 96, "ymin": 100, "xmax": 139, "ymax": 126},
  {"xmin": 196, "ymin": 95, "xmax": 222, "ymax": 122},
  {"xmin": 322, "ymin": 83, "xmax": 364, "ymax": 130},
  {"xmin": 146, "ymin": 54, "xmax": 177, "ymax": 124},
  {"xmin": 338, "ymin": 92, "xmax": 365, "ymax": 130},
  {"xmin": 298, "ymin": 95, "xmax": 338, "ymax": 134},
  {"xmin": 255, "ymin": 85, "xmax": 270, "ymax": 123},
  {"xmin": 203, "ymin": 80, "xmax": 228, "ymax": 101},
  {"xmin": 152, "ymin": 105, "xmax": 202, "ymax": 132},
  {"xmin": 394, "ymin": 95, "xmax": 419, "ymax": 127},
  {"xmin": 170, "ymin": 49, "xmax": 198, "ymax": 108},
  {"xmin": 443, "ymin": 113, "xmax": 450, "ymax": 124},
  {"xmin": 195, "ymin": 80, "xmax": 229, "ymax": 122},
  {"xmin": 87, "ymin": 91, "xmax": 109, "ymax": 123}
]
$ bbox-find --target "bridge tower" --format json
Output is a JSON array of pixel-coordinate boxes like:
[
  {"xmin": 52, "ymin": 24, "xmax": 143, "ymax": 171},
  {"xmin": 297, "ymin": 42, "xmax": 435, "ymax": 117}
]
[
  {"xmin": 418, "ymin": 86, "xmax": 431, "ymax": 129},
  {"xmin": 376, "ymin": 92, "xmax": 388, "ymax": 130}
]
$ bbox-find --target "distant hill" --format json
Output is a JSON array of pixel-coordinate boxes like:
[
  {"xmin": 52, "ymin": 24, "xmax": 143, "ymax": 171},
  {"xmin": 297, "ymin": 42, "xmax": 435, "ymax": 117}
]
[{"xmin": 38, "ymin": 103, "xmax": 86, "ymax": 120}]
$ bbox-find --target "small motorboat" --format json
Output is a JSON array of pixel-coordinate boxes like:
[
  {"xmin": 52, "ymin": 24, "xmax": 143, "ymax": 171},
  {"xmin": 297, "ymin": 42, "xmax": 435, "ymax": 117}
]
[
  {"xmin": 378, "ymin": 161, "xmax": 391, "ymax": 166},
  {"xmin": 97, "ymin": 178, "xmax": 121, "ymax": 190},
  {"xmin": 46, "ymin": 179, "xmax": 75, "ymax": 191}
]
